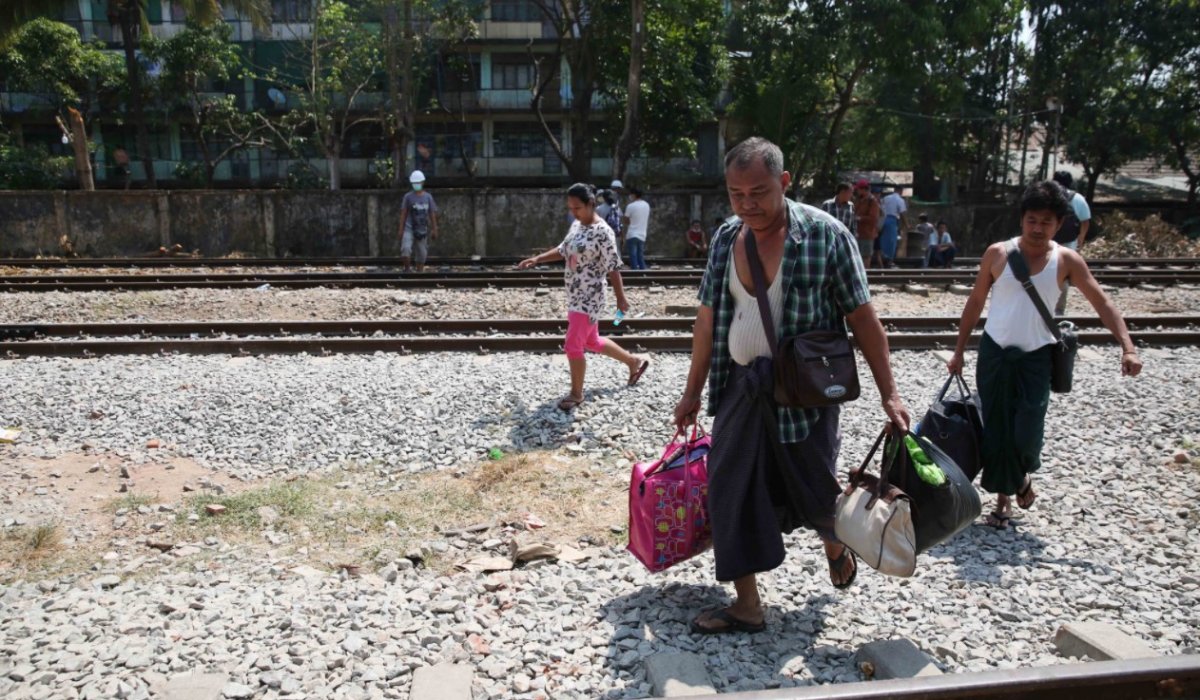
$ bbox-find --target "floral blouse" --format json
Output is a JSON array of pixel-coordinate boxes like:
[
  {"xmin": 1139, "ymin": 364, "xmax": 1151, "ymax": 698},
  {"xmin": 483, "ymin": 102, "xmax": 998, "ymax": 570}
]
[{"xmin": 556, "ymin": 219, "xmax": 622, "ymax": 322}]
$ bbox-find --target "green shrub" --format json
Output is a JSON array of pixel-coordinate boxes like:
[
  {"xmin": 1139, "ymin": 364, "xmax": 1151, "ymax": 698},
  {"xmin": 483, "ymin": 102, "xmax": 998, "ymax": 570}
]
[{"xmin": 0, "ymin": 136, "xmax": 69, "ymax": 189}]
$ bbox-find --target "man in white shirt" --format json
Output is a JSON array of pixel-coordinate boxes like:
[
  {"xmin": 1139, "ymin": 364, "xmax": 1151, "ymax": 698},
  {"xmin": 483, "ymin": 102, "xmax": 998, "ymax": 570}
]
[
  {"xmin": 879, "ymin": 187, "xmax": 908, "ymax": 268},
  {"xmin": 622, "ymin": 186, "xmax": 651, "ymax": 270},
  {"xmin": 1051, "ymin": 171, "xmax": 1092, "ymax": 314}
]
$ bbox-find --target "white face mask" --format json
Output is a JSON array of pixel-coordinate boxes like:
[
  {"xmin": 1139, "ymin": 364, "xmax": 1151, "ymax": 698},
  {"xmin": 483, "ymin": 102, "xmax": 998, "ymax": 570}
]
[{"xmin": 412, "ymin": 183, "xmax": 423, "ymax": 192}]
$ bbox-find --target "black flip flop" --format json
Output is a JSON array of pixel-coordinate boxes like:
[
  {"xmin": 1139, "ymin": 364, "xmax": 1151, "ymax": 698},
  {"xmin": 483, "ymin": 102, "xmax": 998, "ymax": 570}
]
[
  {"xmin": 827, "ymin": 547, "xmax": 858, "ymax": 590},
  {"xmin": 1016, "ymin": 476, "xmax": 1037, "ymax": 510},
  {"xmin": 557, "ymin": 396, "xmax": 584, "ymax": 411},
  {"xmin": 690, "ymin": 608, "xmax": 766, "ymax": 635},
  {"xmin": 984, "ymin": 511, "xmax": 1011, "ymax": 529},
  {"xmin": 628, "ymin": 360, "xmax": 650, "ymax": 387}
]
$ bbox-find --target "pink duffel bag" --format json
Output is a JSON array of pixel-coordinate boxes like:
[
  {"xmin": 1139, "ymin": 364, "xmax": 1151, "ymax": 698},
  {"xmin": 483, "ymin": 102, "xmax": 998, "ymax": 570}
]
[{"xmin": 627, "ymin": 427, "xmax": 712, "ymax": 573}]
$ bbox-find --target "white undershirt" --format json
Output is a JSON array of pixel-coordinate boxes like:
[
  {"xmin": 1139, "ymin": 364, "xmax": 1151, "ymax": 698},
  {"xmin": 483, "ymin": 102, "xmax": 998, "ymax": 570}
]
[
  {"xmin": 728, "ymin": 255, "xmax": 785, "ymax": 366},
  {"xmin": 984, "ymin": 239, "xmax": 1062, "ymax": 352}
]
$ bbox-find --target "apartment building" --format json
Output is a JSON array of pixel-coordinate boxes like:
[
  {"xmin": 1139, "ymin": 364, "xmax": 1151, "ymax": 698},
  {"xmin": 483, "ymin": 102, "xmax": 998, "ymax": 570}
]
[{"xmin": 1, "ymin": 0, "xmax": 722, "ymax": 187}]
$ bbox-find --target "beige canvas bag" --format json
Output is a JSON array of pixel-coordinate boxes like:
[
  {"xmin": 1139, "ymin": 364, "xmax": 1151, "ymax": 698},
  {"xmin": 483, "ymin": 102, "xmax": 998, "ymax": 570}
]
[{"xmin": 834, "ymin": 428, "xmax": 917, "ymax": 578}]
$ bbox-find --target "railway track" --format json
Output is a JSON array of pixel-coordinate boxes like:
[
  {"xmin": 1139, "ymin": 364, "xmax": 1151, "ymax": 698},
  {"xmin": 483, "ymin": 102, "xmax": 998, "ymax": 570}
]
[
  {"xmin": 2, "ymin": 315, "xmax": 1196, "ymax": 357},
  {"xmin": 2, "ymin": 268, "xmax": 1198, "ymax": 292},
  {"xmin": 4, "ymin": 255, "xmax": 1199, "ymax": 269}
]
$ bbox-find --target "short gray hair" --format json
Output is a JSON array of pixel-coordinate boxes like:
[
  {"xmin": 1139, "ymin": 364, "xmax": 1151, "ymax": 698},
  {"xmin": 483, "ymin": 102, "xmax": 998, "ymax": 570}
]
[{"xmin": 724, "ymin": 137, "xmax": 784, "ymax": 176}]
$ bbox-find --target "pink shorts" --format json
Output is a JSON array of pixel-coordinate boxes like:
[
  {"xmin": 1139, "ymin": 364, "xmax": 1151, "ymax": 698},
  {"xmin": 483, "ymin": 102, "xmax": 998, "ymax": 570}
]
[{"xmin": 564, "ymin": 311, "xmax": 606, "ymax": 359}]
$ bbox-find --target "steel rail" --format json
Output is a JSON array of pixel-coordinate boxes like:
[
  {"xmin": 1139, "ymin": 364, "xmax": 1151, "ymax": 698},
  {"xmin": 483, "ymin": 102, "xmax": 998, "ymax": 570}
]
[
  {"xmin": 2, "ymin": 330, "xmax": 1196, "ymax": 358},
  {"xmin": 2, "ymin": 271, "xmax": 1199, "ymax": 293},
  {"xmin": 1, "ymin": 315, "xmax": 1195, "ymax": 342},
  {"xmin": 3, "ymin": 267, "xmax": 1195, "ymax": 284},
  {"xmin": 660, "ymin": 655, "xmax": 1200, "ymax": 700},
  {"xmin": 4, "ymin": 255, "xmax": 1199, "ymax": 269}
]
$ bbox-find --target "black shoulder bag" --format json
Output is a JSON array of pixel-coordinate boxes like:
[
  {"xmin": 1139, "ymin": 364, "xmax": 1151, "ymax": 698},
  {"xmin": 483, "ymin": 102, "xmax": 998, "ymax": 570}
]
[
  {"xmin": 1004, "ymin": 240, "xmax": 1078, "ymax": 393},
  {"xmin": 744, "ymin": 228, "xmax": 860, "ymax": 407}
]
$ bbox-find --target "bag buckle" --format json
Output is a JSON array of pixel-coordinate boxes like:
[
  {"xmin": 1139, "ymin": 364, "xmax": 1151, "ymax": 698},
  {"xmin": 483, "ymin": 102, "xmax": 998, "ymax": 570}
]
[{"xmin": 822, "ymin": 356, "xmax": 830, "ymax": 367}]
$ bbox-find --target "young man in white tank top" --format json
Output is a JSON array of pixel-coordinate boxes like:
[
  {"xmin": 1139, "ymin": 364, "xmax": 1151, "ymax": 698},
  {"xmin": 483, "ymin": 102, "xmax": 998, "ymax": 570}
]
[{"xmin": 946, "ymin": 181, "xmax": 1142, "ymax": 529}]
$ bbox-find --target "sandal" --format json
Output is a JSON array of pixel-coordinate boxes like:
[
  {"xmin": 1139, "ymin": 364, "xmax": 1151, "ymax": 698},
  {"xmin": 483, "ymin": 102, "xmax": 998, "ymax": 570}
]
[
  {"xmin": 689, "ymin": 608, "xmax": 766, "ymax": 635},
  {"xmin": 628, "ymin": 359, "xmax": 650, "ymax": 387},
  {"xmin": 557, "ymin": 396, "xmax": 584, "ymax": 411},
  {"xmin": 827, "ymin": 546, "xmax": 858, "ymax": 590},
  {"xmin": 984, "ymin": 511, "xmax": 1011, "ymax": 529},
  {"xmin": 1016, "ymin": 476, "xmax": 1037, "ymax": 510}
]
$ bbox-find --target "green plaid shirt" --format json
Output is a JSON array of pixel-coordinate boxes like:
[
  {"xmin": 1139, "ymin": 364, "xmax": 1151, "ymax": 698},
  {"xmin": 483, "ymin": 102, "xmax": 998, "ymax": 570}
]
[{"xmin": 698, "ymin": 198, "xmax": 871, "ymax": 442}]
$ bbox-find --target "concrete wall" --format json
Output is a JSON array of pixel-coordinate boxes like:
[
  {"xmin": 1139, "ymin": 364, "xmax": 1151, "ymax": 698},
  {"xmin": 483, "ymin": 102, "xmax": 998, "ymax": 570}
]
[
  {"xmin": 0, "ymin": 189, "xmax": 716, "ymax": 259},
  {"xmin": 0, "ymin": 190, "xmax": 1172, "ymax": 260}
]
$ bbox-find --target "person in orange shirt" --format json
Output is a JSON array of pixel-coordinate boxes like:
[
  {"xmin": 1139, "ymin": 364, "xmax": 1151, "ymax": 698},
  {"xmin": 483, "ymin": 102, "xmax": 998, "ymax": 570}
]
[{"xmin": 851, "ymin": 179, "xmax": 881, "ymax": 267}]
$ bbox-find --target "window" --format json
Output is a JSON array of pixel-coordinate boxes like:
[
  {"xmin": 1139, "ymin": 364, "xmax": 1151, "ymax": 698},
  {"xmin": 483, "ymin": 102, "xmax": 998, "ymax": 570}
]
[
  {"xmin": 491, "ymin": 1, "xmax": 542, "ymax": 22},
  {"xmin": 491, "ymin": 56, "xmax": 535, "ymax": 90},
  {"xmin": 440, "ymin": 54, "xmax": 480, "ymax": 92},
  {"xmin": 271, "ymin": 0, "xmax": 312, "ymax": 23},
  {"xmin": 343, "ymin": 123, "xmax": 385, "ymax": 158},
  {"xmin": 415, "ymin": 124, "xmax": 483, "ymax": 175},
  {"xmin": 492, "ymin": 122, "xmax": 555, "ymax": 158}
]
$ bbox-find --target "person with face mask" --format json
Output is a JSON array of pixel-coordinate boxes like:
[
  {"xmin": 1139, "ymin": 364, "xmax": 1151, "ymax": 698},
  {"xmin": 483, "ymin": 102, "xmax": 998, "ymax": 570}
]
[{"xmin": 398, "ymin": 170, "xmax": 439, "ymax": 272}]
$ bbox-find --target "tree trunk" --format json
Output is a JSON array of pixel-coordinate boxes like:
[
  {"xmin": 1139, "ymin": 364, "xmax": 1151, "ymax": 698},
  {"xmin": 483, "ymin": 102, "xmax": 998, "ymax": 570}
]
[
  {"xmin": 117, "ymin": 6, "xmax": 156, "ymax": 188},
  {"xmin": 326, "ymin": 131, "xmax": 340, "ymax": 188},
  {"xmin": 66, "ymin": 108, "xmax": 94, "ymax": 191},
  {"xmin": 612, "ymin": 0, "xmax": 645, "ymax": 182},
  {"xmin": 384, "ymin": 1, "xmax": 414, "ymax": 188},
  {"xmin": 815, "ymin": 61, "xmax": 867, "ymax": 196},
  {"xmin": 1083, "ymin": 167, "xmax": 1098, "ymax": 203}
]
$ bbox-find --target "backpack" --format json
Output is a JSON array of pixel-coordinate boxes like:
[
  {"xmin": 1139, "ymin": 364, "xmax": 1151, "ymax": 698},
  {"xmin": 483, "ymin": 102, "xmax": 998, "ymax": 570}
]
[
  {"xmin": 1054, "ymin": 189, "xmax": 1082, "ymax": 245},
  {"xmin": 604, "ymin": 204, "xmax": 622, "ymax": 236}
]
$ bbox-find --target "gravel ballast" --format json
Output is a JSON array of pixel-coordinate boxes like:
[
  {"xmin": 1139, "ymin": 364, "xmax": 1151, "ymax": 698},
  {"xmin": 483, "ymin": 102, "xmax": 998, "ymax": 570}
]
[{"xmin": 1, "ymin": 347, "xmax": 1197, "ymax": 699}]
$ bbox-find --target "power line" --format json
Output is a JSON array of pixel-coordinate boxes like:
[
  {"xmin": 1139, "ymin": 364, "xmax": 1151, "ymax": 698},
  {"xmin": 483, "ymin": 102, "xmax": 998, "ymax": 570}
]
[{"xmin": 864, "ymin": 105, "xmax": 1056, "ymax": 123}]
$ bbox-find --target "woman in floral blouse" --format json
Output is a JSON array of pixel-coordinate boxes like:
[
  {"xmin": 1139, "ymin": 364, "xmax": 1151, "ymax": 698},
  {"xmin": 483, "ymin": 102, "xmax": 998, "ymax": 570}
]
[{"xmin": 519, "ymin": 183, "xmax": 651, "ymax": 411}]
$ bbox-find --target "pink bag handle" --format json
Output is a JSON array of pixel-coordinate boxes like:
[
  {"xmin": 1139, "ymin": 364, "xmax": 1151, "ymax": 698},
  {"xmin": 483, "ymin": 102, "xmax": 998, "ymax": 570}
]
[
  {"xmin": 643, "ymin": 422, "xmax": 707, "ymax": 480},
  {"xmin": 640, "ymin": 423, "xmax": 706, "ymax": 551}
]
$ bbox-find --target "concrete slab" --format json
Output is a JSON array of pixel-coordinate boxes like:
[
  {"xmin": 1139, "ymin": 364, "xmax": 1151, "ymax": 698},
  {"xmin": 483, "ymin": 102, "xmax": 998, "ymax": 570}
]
[
  {"xmin": 855, "ymin": 639, "xmax": 943, "ymax": 680},
  {"xmin": 162, "ymin": 673, "xmax": 228, "ymax": 700},
  {"xmin": 645, "ymin": 653, "xmax": 716, "ymax": 697},
  {"xmin": 410, "ymin": 663, "xmax": 473, "ymax": 700},
  {"xmin": 664, "ymin": 304, "xmax": 699, "ymax": 316},
  {"xmin": 1054, "ymin": 622, "xmax": 1158, "ymax": 661},
  {"xmin": 904, "ymin": 284, "xmax": 931, "ymax": 297},
  {"xmin": 948, "ymin": 284, "xmax": 973, "ymax": 296}
]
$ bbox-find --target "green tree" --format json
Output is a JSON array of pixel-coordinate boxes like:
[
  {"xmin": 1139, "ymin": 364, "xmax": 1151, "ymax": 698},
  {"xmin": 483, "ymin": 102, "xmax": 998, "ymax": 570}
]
[
  {"xmin": 260, "ymin": 0, "xmax": 382, "ymax": 190},
  {"xmin": 0, "ymin": 125, "xmax": 72, "ymax": 189},
  {"xmin": 1025, "ymin": 0, "xmax": 1193, "ymax": 201},
  {"xmin": 143, "ymin": 21, "xmax": 268, "ymax": 187},
  {"xmin": 0, "ymin": 18, "xmax": 124, "ymax": 189},
  {"xmin": 1, "ymin": 0, "xmax": 268, "ymax": 189},
  {"xmin": 604, "ymin": 0, "xmax": 727, "ymax": 179},
  {"xmin": 864, "ymin": 0, "xmax": 1023, "ymax": 200},
  {"xmin": 1137, "ymin": 1, "xmax": 1200, "ymax": 209},
  {"xmin": 728, "ymin": 0, "xmax": 937, "ymax": 197},
  {"xmin": 369, "ymin": 0, "xmax": 480, "ymax": 186},
  {"xmin": 528, "ymin": 0, "xmax": 616, "ymax": 181}
]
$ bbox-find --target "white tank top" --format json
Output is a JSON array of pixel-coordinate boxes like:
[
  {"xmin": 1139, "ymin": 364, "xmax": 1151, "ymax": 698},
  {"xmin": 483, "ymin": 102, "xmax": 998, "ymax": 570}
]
[
  {"xmin": 984, "ymin": 239, "xmax": 1062, "ymax": 352},
  {"xmin": 728, "ymin": 255, "xmax": 785, "ymax": 366}
]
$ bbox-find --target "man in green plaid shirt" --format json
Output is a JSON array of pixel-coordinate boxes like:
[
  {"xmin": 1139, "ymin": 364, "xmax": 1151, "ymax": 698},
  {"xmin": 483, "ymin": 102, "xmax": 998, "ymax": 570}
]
[{"xmin": 673, "ymin": 137, "xmax": 911, "ymax": 635}]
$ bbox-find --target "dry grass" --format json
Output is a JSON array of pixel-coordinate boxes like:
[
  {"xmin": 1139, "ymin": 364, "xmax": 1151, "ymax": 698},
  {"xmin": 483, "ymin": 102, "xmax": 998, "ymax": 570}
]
[
  {"xmin": 104, "ymin": 493, "xmax": 157, "ymax": 514},
  {"xmin": 167, "ymin": 451, "xmax": 627, "ymax": 571},
  {"xmin": 0, "ymin": 451, "xmax": 629, "ymax": 583},
  {"xmin": 0, "ymin": 522, "xmax": 72, "ymax": 581}
]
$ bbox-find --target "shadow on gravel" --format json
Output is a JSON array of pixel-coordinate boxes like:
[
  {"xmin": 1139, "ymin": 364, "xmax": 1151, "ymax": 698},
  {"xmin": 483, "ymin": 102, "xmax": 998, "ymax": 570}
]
[
  {"xmin": 595, "ymin": 581, "xmax": 841, "ymax": 697},
  {"xmin": 478, "ymin": 387, "xmax": 623, "ymax": 453},
  {"xmin": 933, "ymin": 519, "xmax": 1115, "ymax": 584}
]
